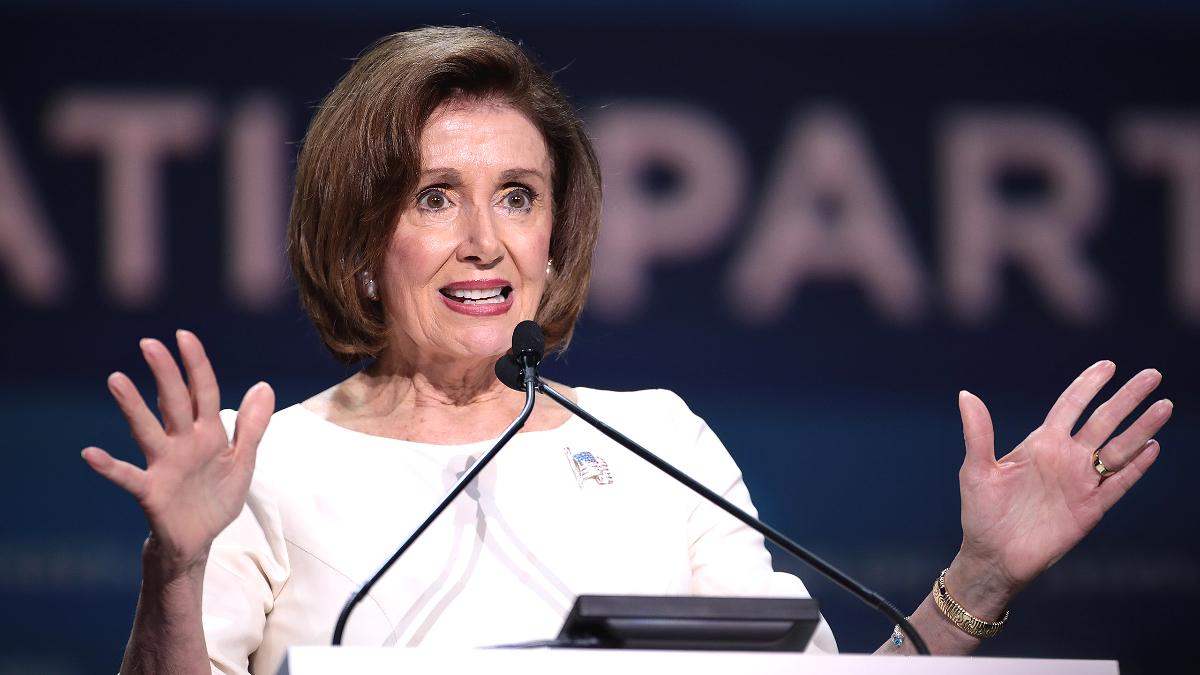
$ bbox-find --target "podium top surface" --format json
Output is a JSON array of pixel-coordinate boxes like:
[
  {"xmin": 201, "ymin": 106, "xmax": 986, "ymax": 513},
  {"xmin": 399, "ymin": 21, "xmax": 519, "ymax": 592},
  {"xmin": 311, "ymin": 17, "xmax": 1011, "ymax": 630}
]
[{"xmin": 280, "ymin": 646, "xmax": 1119, "ymax": 675}]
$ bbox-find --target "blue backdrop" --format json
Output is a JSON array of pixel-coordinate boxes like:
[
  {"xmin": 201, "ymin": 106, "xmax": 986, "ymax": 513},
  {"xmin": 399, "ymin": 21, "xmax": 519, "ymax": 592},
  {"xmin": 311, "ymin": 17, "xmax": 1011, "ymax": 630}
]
[{"xmin": 0, "ymin": 2, "xmax": 1196, "ymax": 673}]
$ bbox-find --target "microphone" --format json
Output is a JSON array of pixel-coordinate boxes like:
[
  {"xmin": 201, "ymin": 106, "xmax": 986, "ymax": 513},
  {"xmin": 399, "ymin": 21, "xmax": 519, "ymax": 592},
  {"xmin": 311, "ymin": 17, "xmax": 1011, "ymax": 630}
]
[
  {"xmin": 495, "ymin": 353, "xmax": 524, "ymax": 390},
  {"xmin": 511, "ymin": 322, "xmax": 930, "ymax": 654},
  {"xmin": 331, "ymin": 322, "xmax": 541, "ymax": 645},
  {"xmin": 512, "ymin": 319, "xmax": 544, "ymax": 367},
  {"xmin": 495, "ymin": 319, "xmax": 544, "ymax": 391}
]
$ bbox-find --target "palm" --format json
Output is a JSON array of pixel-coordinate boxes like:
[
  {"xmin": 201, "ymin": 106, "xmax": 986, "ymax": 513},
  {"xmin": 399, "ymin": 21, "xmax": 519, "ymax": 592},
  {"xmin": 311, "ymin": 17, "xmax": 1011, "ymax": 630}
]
[
  {"xmin": 956, "ymin": 362, "xmax": 1170, "ymax": 593},
  {"xmin": 82, "ymin": 331, "xmax": 274, "ymax": 568},
  {"xmin": 135, "ymin": 412, "xmax": 257, "ymax": 561}
]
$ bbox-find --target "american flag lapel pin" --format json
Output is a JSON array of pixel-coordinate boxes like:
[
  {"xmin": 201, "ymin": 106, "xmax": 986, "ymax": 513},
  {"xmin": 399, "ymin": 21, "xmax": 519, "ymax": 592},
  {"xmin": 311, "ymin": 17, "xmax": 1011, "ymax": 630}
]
[{"xmin": 564, "ymin": 447, "xmax": 614, "ymax": 488}]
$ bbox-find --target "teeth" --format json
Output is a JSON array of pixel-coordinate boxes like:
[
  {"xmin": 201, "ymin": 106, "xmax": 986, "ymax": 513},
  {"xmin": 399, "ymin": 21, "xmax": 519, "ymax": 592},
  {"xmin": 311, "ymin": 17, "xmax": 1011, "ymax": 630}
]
[{"xmin": 445, "ymin": 287, "xmax": 505, "ymax": 302}]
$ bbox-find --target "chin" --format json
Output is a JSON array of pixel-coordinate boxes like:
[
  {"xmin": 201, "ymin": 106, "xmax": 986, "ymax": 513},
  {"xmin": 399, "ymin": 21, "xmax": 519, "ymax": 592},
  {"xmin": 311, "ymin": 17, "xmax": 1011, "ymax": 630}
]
[{"xmin": 452, "ymin": 323, "xmax": 515, "ymax": 358}]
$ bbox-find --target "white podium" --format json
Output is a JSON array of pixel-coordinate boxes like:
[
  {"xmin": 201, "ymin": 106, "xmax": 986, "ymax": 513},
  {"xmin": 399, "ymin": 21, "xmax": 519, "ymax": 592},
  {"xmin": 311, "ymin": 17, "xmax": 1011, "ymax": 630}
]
[{"xmin": 279, "ymin": 646, "xmax": 1119, "ymax": 674}]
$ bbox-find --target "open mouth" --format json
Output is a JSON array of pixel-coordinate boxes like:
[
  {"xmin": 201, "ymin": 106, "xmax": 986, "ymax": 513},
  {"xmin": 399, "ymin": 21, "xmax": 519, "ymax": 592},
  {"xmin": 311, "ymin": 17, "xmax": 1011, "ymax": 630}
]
[{"xmin": 439, "ymin": 285, "xmax": 513, "ymax": 305}]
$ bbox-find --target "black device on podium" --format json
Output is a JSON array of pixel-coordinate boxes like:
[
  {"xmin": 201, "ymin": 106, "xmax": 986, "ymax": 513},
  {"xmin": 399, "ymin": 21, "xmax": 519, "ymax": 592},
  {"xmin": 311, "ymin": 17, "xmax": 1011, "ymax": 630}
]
[{"xmin": 556, "ymin": 595, "xmax": 820, "ymax": 651}]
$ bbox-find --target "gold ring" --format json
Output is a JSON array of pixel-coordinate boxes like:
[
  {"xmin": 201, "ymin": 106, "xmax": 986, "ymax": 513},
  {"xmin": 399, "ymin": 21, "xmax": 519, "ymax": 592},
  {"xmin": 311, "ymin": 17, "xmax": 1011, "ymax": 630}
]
[{"xmin": 1092, "ymin": 448, "xmax": 1115, "ymax": 478}]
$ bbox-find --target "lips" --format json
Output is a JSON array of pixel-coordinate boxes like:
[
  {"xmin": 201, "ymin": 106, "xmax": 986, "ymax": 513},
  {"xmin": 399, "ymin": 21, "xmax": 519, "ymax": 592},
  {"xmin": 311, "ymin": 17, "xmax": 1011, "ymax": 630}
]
[{"xmin": 439, "ymin": 279, "xmax": 514, "ymax": 316}]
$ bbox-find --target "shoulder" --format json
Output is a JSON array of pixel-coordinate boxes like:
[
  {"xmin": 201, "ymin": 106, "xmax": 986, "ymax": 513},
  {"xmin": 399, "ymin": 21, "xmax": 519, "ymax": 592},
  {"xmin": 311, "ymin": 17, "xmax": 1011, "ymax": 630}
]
[
  {"xmin": 572, "ymin": 387, "xmax": 711, "ymax": 447},
  {"xmin": 219, "ymin": 402, "xmax": 317, "ymax": 438},
  {"xmin": 574, "ymin": 387, "xmax": 697, "ymax": 420},
  {"xmin": 571, "ymin": 386, "xmax": 690, "ymax": 407},
  {"xmin": 569, "ymin": 387, "xmax": 745, "ymax": 497},
  {"xmin": 218, "ymin": 403, "xmax": 328, "ymax": 465}
]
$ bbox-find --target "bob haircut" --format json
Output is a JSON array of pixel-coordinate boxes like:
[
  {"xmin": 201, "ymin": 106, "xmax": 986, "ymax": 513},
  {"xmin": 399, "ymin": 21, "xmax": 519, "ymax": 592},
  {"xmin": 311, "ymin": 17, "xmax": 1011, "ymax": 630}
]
[{"xmin": 287, "ymin": 26, "xmax": 602, "ymax": 364}]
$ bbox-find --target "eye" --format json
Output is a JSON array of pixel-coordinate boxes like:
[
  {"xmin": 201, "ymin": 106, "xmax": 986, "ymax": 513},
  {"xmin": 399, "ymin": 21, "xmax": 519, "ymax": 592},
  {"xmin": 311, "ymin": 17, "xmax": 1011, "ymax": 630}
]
[
  {"xmin": 417, "ymin": 189, "xmax": 450, "ymax": 210},
  {"xmin": 500, "ymin": 187, "xmax": 535, "ymax": 211}
]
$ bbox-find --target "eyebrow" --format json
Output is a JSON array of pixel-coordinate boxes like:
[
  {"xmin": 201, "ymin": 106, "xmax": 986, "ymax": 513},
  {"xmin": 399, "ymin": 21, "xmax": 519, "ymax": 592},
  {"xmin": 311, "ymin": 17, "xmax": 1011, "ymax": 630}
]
[
  {"xmin": 419, "ymin": 167, "xmax": 548, "ymax": 185},
  {"xmin": 419, "ymin": 168, "xmax": 463, "ymax": 184},
  {"xmin": 498, "ymin": 168, "xmax": 548, "ymax": 184}
]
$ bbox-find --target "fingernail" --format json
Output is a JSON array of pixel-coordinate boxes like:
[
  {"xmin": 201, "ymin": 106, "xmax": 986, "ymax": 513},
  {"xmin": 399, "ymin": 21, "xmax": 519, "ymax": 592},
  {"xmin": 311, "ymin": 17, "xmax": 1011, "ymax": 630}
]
[
  {"xmin": 1162, "ymin": 398, "xmax": 1174, "ymax": 409},
  {"xmin": 959, "ymin": 390, "xmax": 970, "ymax": 400}
]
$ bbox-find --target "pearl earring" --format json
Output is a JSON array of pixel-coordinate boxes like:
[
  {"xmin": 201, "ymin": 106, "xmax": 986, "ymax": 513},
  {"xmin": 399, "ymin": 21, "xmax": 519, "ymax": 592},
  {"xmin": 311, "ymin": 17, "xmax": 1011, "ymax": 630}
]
[
  {"xmin": 546, "ymin": 258, "xmax": 554, "ymax": 278},
  {"xmin": 361, "ymin": 273, "xmax": 379, "ymax": 301}
]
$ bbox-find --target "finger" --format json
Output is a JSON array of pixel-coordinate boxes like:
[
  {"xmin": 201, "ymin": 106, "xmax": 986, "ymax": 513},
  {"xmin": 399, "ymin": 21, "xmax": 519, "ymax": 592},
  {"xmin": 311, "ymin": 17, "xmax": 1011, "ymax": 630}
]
[
  {"xmin": 1099, "ymin": 439, "xmax": 1160, "ymax": 512},
  {"xmin": 1075, "ymin": 368, "xmax": 1162, "ymax": 449},
  {"xmin": 232, "ymin": 382, "xmax": 275, "ymax": 458},
  {"xmin": 141, "ymin": 338, "xmax": 194, "ymax": 434},
  {"xmin": 1096, "ymin": 399, "xmax": 1173, "ymax": 472},
  {"xmin": 1044, "ymin": 360, "xmax": 1116, "ymax": 432},
  {"xmin": 959, "ymin": 390, "xmax": 996, "ymax": 475},
  {"xmin": 81, "ymin": 446, "xmax": 149, "ymax": 499},
  {"xmin": 107, "ymin": 372, "xmax": 167, "ymax": 454},
  {"xmin": 176, "ymin": 329, "xmax": 221, "ymax": 420}
]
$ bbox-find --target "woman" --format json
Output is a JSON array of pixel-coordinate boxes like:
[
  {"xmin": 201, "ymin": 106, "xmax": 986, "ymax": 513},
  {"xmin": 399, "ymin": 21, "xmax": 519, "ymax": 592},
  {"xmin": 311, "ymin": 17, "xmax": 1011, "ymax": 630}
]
[{"xmin": 81, "ymin": 26, "xmax": 1172, "ymax": 675}]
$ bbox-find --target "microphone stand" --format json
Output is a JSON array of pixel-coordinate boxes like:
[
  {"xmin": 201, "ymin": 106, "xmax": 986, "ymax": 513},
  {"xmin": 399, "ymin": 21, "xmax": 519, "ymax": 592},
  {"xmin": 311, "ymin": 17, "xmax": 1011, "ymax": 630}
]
[
  {"xmin": 534, "ymin": 378, "xmax": 930, "ymax": 655},
  {"xmin": 330, "ymin": 369, "xmax": 538, "ymax": 645}
]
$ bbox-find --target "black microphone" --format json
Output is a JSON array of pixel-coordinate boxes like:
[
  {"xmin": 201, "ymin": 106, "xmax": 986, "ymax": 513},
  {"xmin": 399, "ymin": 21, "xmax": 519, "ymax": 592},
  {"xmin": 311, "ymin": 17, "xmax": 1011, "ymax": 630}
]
[
  {"xmin": 512, "ymin": 322, "xmax": 930, "ymax": 654},
  {"xmin": 331, "ymin": 323, "xmax": 541, "ymax": 645},
  {"xmin": 496, "ymin": 319, "xmax": 544, "ymax": 391},
  {"xmin": 495, "ymin": 353, "xmax": 524, "ymax": 390},
  {"xmin": 512, "ymin": 319, "xmax": 544, "ymax": 367}
]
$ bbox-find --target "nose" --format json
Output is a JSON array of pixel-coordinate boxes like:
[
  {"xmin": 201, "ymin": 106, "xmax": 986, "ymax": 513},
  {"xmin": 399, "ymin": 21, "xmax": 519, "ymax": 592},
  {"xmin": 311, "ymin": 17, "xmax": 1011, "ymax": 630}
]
[{"xmin": 456, "ymin": 203, "xmax": 504, "ymax": 268}]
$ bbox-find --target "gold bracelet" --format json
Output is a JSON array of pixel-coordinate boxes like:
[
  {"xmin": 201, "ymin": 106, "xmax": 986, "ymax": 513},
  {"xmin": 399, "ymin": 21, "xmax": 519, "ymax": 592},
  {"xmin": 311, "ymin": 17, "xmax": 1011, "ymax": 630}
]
[{"xmin": 932, "ymin": 568, "xmax": 1009, "ymax": 638}]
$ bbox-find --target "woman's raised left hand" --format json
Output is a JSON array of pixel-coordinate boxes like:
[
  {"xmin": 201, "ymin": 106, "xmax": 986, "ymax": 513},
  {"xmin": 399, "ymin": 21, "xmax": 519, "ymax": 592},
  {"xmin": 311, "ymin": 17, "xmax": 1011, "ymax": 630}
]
[{"xmin": 946, "ymin": 360, "xmax": 1172, "ymax": 616}]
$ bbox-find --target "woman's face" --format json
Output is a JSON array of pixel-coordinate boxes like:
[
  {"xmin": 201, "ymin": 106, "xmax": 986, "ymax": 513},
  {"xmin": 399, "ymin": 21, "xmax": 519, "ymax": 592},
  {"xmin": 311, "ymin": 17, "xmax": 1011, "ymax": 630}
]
[{"xmin": 379, "ymin": 100, "xmax": 554, "ymax": 366}]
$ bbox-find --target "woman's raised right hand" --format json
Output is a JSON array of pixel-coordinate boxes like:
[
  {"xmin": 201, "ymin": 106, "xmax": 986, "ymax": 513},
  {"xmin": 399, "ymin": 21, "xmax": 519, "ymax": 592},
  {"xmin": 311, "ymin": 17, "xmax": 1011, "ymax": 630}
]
[{"xmin": 82, "ymin": 330, "xmax": 275, "ymax": 574}]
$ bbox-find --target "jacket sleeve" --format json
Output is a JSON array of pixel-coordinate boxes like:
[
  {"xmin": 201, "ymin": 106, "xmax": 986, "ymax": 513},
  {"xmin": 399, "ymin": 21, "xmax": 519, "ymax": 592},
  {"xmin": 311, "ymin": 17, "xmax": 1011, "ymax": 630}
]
[{"xmin": 202, "ymin": 410, "xmax": 291, "ymax": 675}]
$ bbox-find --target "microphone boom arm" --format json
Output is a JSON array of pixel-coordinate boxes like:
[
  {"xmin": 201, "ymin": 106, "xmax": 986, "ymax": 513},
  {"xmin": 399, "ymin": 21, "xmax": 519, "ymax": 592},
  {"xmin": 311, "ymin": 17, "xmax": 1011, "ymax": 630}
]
[
  {"xmin": 536, "ymin": 379, "xmax": 930, "ymax": 655},
  {"xmin": 330, "ymin": 373, "xmax": 538, "ymax": 645}
]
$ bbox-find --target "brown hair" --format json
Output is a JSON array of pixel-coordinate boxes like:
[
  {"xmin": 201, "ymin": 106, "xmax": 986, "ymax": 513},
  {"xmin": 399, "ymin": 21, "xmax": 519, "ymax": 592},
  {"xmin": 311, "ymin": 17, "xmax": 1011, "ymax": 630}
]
[{"xmin": 287, "ymin": 26, "xmax": 601, "ymax": 364}]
